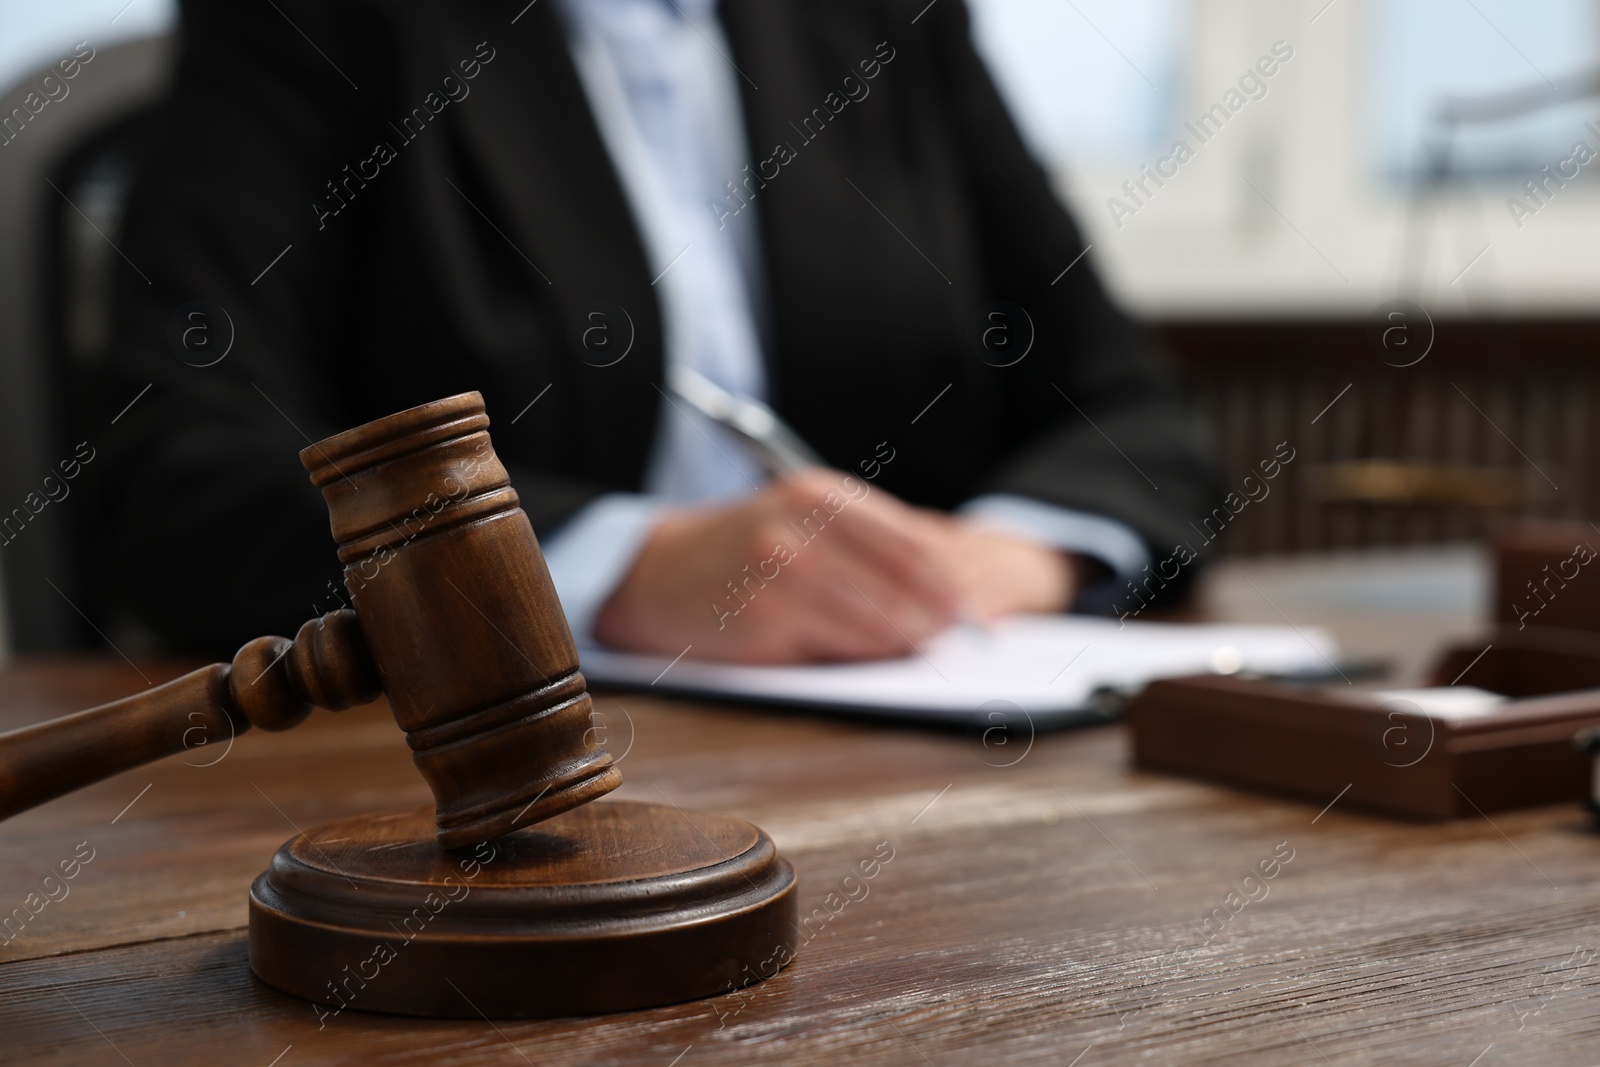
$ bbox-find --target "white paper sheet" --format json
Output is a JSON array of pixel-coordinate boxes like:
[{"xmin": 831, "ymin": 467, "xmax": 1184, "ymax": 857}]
[
  {"xmin": 577, "ymin": 615, "xmax": 1339, "ymax": 725},
  {"xmin": 1367, "ymin": 686, "xmax": 1508, "ymax": 721}
]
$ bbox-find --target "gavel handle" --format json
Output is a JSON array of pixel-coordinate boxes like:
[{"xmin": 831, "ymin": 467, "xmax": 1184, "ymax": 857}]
[
  {"xmin": 0, "ymin": 611, "xmax": 380, "ymax": 823},
  {"xmin": 0, "ymin": 665, "xmax": 239, "ymax": 821}
]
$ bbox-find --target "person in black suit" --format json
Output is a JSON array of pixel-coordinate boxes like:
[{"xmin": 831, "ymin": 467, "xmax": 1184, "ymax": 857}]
[{"xmin": 85, "ymin": 0, "xmax": 1218, "ymax": 662}]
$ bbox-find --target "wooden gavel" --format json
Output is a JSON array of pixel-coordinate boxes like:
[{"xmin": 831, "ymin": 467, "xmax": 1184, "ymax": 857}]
[{"xmin": 0, "ymin": 392, "xmax": 620, "ymax": 848}]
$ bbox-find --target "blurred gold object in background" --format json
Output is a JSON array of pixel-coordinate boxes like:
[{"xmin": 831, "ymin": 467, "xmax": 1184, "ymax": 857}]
[{"xmin": 1307, "ymin": 460, "xmax": 1544, "ymax": 511}]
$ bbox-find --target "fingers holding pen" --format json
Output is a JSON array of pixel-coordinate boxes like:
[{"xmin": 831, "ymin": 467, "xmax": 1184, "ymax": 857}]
[{"xmin": 772, "ymin": 468, "xmax": 964, "ymax": 625}]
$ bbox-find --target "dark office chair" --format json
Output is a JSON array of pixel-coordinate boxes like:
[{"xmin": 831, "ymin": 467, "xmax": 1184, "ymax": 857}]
[{"xmin": 0, "ymin": 35, "xmax": 175, "ymax": 653}]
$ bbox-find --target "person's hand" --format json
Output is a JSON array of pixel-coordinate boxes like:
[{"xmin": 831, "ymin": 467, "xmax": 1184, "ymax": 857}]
[
  {"xmin": 593, "ymin": 469, "xmax": 963, "ymax": 663},
  {"xmin": 920, "ymin": 519, "xmax": 1081, "ymax": 621}
]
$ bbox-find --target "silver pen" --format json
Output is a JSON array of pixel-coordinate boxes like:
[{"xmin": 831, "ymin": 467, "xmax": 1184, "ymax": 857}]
[
  {"xmin": 667, "ymin": 365, "xmax": 986, "ymax": 631},
  {"xmin": 664, "ymin": 365, "xmax": 824, "ymax": 476}
]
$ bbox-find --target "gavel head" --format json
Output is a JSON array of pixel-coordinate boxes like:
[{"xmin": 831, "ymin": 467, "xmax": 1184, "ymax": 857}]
[{"xmin": 298, "ymin": 392, "xmax": 620, "ymax": 849}]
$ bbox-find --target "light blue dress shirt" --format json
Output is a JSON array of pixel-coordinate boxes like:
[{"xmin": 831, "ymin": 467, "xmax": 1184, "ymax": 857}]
[{"xmin": 543, "ymin": 0, "xmax": 1148, "ymax": 642}]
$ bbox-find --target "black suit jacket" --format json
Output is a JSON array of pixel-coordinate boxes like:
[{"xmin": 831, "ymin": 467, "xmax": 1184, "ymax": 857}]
[{"xmin": 86, "ymin": 0, "xmax": 1219, "ymax": 652}]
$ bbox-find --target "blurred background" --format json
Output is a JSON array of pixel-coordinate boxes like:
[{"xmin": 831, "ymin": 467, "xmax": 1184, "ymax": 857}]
[{"xmin": 3, "ymin": 0, "xmax": 1598, "ymax": 660}]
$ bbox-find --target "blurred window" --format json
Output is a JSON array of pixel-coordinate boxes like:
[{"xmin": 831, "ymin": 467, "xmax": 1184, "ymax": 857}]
[
  {"xmin": 1371, "ymin": 0, "xmax": 1600, "ymax": 179},
  {"xmin": 966, "ymin": 0, "xmax": 1186, "ymax": 167},
  {"xmin": 0, "ymin": 0, "xmax": 175, "ymax": 93}
]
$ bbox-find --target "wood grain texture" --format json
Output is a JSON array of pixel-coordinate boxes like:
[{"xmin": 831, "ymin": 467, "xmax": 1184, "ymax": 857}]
[
  {"xmin": 0, "ymin": 658, "xmax": 1598, "ymax": 1064},
  {"xmin": 249, "ymin": 801, "xmax": 798, "ymax": 1018},
  {"xmin": 301, "ymin": 392, "xmax": 621, "ymax": 848},
  {"xmin": 0, "ymin": 609, "xmax": 381, "ymax": 825},
  {"xmin": 0, "ymin": 663, "xmax": 234, "ymax": 821},
  {"xmin": 0, "ymin": 393, "xmax": 621, "ymax": 857}
]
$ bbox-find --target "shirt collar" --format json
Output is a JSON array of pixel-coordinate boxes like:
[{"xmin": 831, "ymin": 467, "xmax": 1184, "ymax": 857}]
[{"xmin": 556, "ymin": 0, "xmax": 719, "ymax": 27}]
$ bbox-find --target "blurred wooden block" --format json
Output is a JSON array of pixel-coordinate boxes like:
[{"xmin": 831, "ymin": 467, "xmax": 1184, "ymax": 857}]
[
  {"xmin": 1580, "ymin": 727, "xmax": 1600, "ymax": 822},
  {"xmin": 1494, "ymin": 520, "xmax": 1600, "ymax": 632},
  {"xmin": 1431, "ymin": 624, "xmax": 1600, "ymax": 693},
  {"xmin": 1128, "ymin": 630, "xmax": 1600, "ymax": 820}
]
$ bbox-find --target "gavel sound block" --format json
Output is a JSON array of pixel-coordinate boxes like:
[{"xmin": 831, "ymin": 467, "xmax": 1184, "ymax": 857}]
[{"xmin": 0, "ymin": 392, "xmax": 796, "ymax": 1017}]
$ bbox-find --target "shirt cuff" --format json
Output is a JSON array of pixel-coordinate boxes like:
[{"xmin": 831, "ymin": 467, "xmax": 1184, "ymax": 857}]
[
  {"xmin": 956, "ymin": 493, "xmax": 1150, "ymax": 580},
  {"xmin": 538, "ymin": 493, "xmax": 663, "ymax": 645}
]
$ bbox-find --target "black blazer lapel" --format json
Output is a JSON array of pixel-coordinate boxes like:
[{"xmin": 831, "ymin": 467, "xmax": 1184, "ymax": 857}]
[
  {"xmin": 718, "ymin": 0, "xmax": 993, "ymax": 489},
  {"xmin": 439, "ymin": 0, "xmax": 664, "ymax": 486}
]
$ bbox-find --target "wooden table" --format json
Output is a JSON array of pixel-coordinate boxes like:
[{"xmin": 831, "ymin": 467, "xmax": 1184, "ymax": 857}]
[{"xmin": 1, "ymin": 645, "xmax": 1597, "ymax": 1065}]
